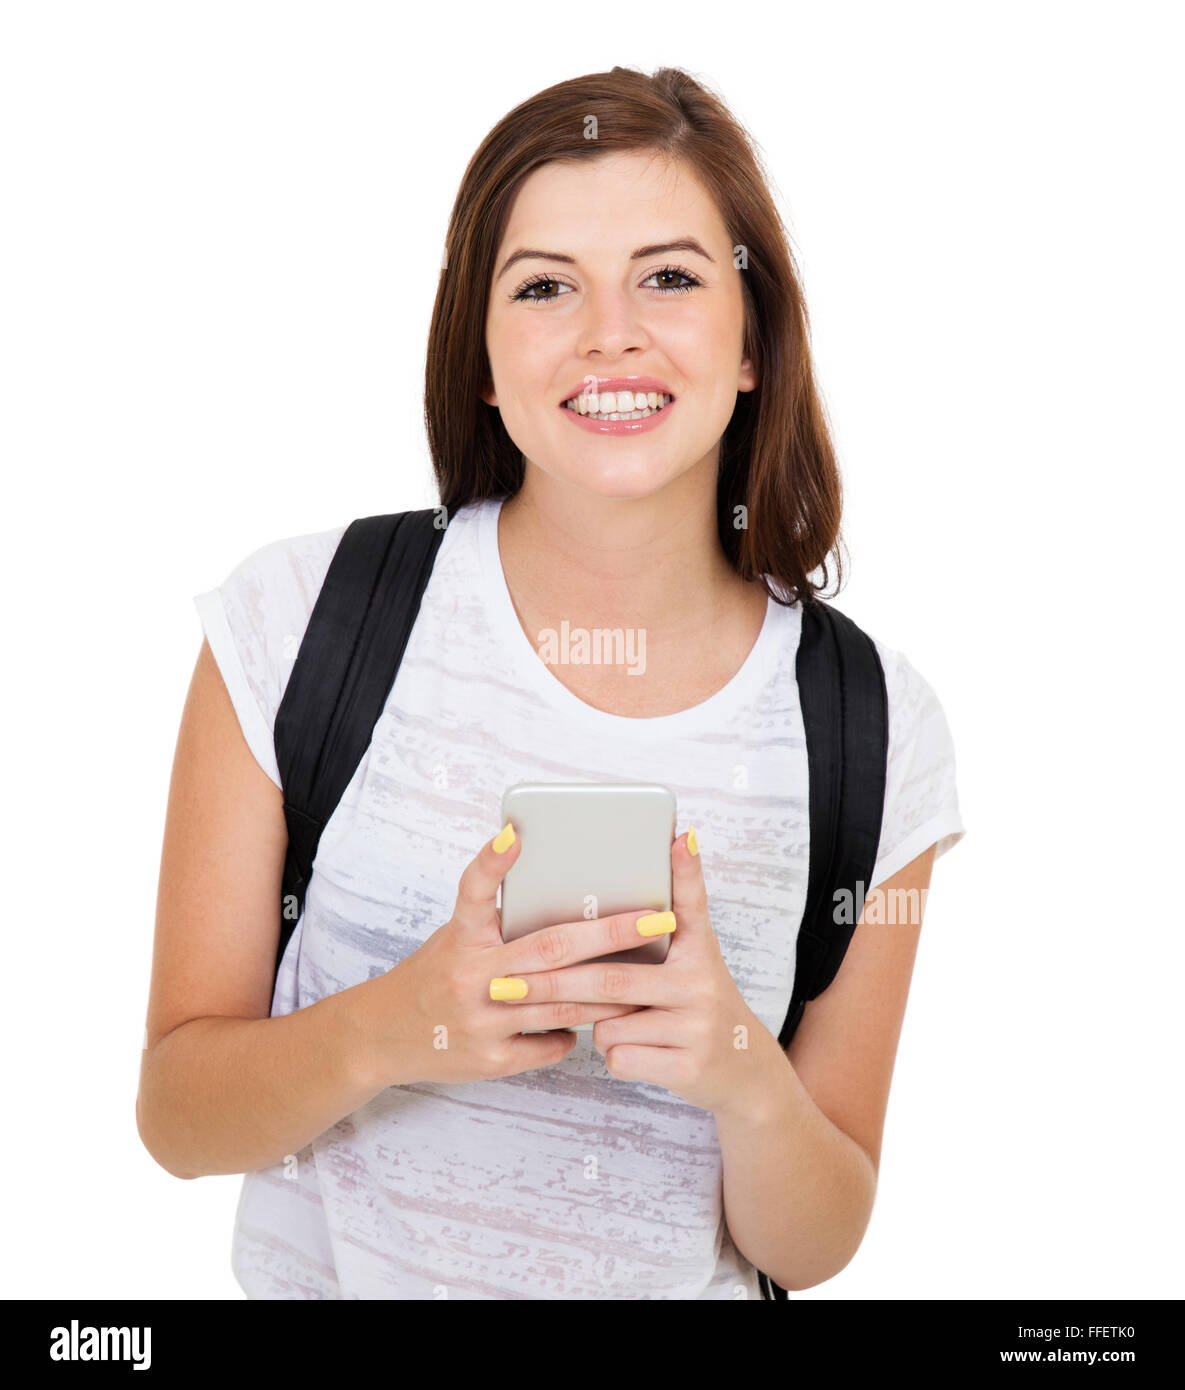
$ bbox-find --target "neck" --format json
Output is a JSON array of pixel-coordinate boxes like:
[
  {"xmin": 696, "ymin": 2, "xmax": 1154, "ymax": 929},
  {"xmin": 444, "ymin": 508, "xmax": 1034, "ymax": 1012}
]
[{"xmin": 496, "ymin": 460, "xmax": 751, "ymax": 636}]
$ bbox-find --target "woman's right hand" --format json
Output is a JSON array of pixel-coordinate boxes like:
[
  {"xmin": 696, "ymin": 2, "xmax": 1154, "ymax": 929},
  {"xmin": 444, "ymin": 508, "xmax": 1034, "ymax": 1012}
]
[{"xmin": 348, "ymin": 824, "xmax": 651, "ymax": 1089}]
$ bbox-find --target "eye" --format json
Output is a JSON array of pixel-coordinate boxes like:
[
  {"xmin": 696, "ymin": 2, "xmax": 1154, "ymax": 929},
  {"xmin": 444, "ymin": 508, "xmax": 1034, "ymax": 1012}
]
[
  {"xmin": 641, "ymin": 265, "xmax": 702, "ymax": 294},
  {"xmin": 508, "ymin": 265, "xmax": 704, "ymax": 306},
  {"xmin": 509, "ymin": 276, "xmax": 574, "ymax": 305}
]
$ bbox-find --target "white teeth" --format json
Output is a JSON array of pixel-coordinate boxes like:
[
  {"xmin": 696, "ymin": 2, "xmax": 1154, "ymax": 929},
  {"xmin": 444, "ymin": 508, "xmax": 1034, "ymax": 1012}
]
[{"xmin": 565, "ymin": 390, "xmax": 671, "ymax": 422}]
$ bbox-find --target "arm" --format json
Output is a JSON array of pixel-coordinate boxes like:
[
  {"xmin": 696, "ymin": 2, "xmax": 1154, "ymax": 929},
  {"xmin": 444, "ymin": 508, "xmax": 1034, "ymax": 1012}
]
[
  {"xmin": 135, "ymin": 639, "xmax": 386, "ymax": 1180},
  {"xmin": 713, "ymin": 844, "xmax": 935, "ymax": 1291}
]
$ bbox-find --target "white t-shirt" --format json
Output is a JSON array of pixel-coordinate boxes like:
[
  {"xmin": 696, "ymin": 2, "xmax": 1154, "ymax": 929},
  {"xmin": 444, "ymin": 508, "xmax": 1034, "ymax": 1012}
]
[{"xmin": 192, "ymin": 494, "xmax": 966, "ymax": 1300}]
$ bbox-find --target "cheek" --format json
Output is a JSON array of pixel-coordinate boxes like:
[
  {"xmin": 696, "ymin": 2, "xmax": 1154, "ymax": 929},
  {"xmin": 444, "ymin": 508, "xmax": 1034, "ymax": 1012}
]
[
  {"xmin": 666, "ymin": 295, "xmax": 744, "ymax": 356},
  {"xmin": 491, "ymin": 330, "xmax": 563, "ymax": 415}
]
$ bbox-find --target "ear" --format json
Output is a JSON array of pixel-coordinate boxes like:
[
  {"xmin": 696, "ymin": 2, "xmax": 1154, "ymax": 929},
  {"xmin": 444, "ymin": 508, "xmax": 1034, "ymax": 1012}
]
[{"xmin": 738, "ymin": 354, "xmax": 757, "ymax": 394}]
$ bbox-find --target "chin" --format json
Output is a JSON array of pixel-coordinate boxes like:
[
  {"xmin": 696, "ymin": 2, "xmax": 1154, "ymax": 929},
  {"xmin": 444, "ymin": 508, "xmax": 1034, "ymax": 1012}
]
[
  {"xmin": 516, "ymin": 431, "xmax": 684, "ymax": 499},
  {"xmin": 553, "ymin": 463, "xmax": 683, "ymax": 502}
]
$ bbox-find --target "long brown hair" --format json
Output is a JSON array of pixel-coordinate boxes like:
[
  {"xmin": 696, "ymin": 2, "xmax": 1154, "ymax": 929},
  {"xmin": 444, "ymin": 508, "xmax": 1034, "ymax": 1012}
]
[{"xmin": 424, "ymin": 65, "xmax": 845, "ymax": 606}]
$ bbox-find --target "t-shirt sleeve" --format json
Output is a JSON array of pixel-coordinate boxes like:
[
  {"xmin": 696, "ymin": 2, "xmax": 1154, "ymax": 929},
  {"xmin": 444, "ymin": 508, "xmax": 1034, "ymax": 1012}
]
[
  {"xmin": 192, "ymin": 525, "xmax": 348, "ymax": 790},
  {"xmin": 868, "ymin": 640, "xmax": 967, "ymax": 889}
]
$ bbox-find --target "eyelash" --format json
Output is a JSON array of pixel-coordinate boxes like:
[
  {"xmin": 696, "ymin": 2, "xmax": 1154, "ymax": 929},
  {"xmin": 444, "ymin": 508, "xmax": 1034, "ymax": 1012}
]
[{"xmin": 509, "ymin": 265, "xmax": 703, "ymax": 305}]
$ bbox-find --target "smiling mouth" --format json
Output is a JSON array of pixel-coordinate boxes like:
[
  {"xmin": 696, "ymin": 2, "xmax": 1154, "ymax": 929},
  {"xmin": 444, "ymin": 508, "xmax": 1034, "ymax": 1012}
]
[{"xmin": 561, "ymin": 388, "xmax": 675, "ymax": 422}]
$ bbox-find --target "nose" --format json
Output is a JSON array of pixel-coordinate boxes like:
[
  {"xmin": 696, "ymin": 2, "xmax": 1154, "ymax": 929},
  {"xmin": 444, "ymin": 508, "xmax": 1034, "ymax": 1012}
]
[{"xmin": 573, "ymin": 286, "xmax": 651, "ymax": 360}]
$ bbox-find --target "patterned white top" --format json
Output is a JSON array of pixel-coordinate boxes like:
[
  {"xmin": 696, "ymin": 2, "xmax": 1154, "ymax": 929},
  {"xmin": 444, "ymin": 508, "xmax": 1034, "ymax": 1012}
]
[{"xmin": 191, "ymin": 494, "xmax": 966, "ymax": 1299}]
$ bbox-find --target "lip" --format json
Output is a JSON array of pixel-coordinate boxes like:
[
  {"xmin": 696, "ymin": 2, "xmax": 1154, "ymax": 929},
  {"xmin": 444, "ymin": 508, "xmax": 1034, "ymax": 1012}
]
[
  {"xmin": 560, "ymin": 393, "xmax": 676, "ymax": 436},
  {"xmin": 558, "ymin": 374, "xmax": 675, "ymax": 406}
]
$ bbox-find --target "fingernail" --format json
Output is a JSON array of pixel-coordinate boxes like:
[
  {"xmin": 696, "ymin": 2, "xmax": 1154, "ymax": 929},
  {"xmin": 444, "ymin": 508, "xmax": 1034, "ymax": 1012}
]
[
  {"xmin": 492, "ymin": 822, "xmax": 516, "ymax": 854},
  {"xmin": 687, "ymin": 825, "xmax": 699, "ymax": 856},
  {"xmin": 490, "ymin": 977, "xmax": 528, "ymax": 1000},
  {"xmin": 636, "ymin": 911, "xmax": 677, "ymax": 936}
]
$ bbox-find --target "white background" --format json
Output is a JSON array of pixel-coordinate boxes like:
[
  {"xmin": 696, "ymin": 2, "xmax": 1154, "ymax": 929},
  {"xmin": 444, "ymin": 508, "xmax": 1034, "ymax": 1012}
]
[{"xmin": 3, "ymin": 1, "xmax": 1181, "ymax": 1300}]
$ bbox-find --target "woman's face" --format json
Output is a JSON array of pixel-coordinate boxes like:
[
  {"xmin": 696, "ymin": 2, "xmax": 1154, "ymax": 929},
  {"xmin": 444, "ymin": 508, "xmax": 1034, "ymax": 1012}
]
[{"xmin": 483, "ymin": 150, "xmax": 756, "ymax": 501}]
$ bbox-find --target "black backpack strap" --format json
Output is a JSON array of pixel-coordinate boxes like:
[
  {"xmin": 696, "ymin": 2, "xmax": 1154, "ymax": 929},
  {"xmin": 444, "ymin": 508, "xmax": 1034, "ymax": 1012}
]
[
  {"xmin": 272, "ymin": 508, "xmax": 447, "ymax": 990},
  {"xmin": 759, "ymin": 597, "xmax": 889, "ymax": 1302},
  {"xmin": 782, "ymin": 598, "xmax": 889, "ymax": 1045}
]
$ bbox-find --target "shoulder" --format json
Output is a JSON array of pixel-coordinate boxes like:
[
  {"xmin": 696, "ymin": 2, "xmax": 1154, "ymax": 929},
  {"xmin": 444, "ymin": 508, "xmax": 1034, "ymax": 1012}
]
[
  {"xmin": 794, "ymin": 600, "xmax": 958, "ymax": 758},
  {"xmin": 217, "ymin": 522, "xmax": 350, "ymax": 621},
  {"xmin": 191, "ymin": 522, "xmax": 350, "ymax": 787},
  {"xmin": 871, "ymin": 637, "xmax": 950, "ymax": 740},
  {"xmin": 858, "ymin": 624, "xmax": 967, "ymax": 888}
]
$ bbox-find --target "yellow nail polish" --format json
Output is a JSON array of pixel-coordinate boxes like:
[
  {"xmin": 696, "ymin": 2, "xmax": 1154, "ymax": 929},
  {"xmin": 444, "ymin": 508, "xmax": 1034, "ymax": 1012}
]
[
  {"xmin": 490, "ymin": 977, "xmax": 528, "ymax": 1000},
  {"xmin": 687, "ymin": 825, "xmax": 699, "ymax": 856},
  {"xmin": 636, "ymin": 911, "xmax": 677, "ymax": 936},
  {"xmin": 492, "ymin": 821, "xmax": 516, "ymax": 854}
]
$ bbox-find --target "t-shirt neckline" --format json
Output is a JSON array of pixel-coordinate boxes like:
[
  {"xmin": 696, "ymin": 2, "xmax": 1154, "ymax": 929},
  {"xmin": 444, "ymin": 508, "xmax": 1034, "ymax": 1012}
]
[{"xmin": 473, "ymin": 493, "xmax": 783, "ymax": 737}]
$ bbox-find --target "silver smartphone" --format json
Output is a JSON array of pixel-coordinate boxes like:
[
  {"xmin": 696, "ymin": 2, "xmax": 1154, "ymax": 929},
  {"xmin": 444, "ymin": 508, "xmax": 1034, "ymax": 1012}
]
[{"xmin": 499, "ymin": 781, "xmax": 676, "ymax": 1033}]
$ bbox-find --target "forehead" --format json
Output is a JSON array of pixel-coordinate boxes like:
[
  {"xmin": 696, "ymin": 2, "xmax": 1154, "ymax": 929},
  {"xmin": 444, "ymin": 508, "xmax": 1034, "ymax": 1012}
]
[{"xmin": 498, "ymin": 152, "xmax": 726, "ymax": 250}]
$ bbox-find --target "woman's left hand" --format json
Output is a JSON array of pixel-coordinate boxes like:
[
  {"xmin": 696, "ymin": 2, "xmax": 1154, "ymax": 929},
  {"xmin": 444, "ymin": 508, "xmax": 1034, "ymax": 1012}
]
[{"xmin": 586, "ymin": 827, "xmax": 784, "ymax": 1115}]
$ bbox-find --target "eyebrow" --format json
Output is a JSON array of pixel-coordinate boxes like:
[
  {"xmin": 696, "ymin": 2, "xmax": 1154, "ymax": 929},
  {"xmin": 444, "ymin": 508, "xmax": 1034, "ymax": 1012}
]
[{"xmin": 496, "ymin": 238, "xmax": 716, "ymax": 282}]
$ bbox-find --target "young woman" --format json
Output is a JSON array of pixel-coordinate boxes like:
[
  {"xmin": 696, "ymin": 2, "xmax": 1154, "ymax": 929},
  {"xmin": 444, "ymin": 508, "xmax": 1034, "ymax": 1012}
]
[{"xmin": 137, "ymin": 65, "xmax": 965, "ymax": 1300}]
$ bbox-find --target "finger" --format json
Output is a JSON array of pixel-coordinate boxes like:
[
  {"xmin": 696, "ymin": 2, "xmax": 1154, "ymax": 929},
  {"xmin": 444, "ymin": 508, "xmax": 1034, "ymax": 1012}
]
[
  {"xmin": 592, "ymin": 1006, "xmax": 688, "ymax": 1051},
  {"xmin": 489, "ymin": 960, "xmax": 679, "ymax": 1011},
  {"xmin": 492, "ymin": 906, "xmax": 677, "ymax": 978},
  {"xmin": 595, "ymin": 1043, "xmax": 687, "ymax": 1089},
  {"xmin": 669, "ymin": 825, "xmax": 713, "ymax": 946},
  {"xmin": 499, "ymin": 1029, "xmax": 581, "ymax": 1075},
  {"xmin": 451, "ymin": 821, "xmax": 521, "ymax": 945},
  {"xmin": 506, "ymin": 1001, "xmax": 647, "ymax": 1032}
]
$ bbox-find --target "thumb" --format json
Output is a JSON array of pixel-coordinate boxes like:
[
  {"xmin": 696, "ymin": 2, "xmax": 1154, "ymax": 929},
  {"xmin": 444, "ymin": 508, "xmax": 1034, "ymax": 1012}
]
[
  {"xmin": 450, "ymin": 820, "xmax": 520, "ymax": 946},
  {"xmin": 670, "ymin": 824, "xmax": 713, "ymax": 945}
]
